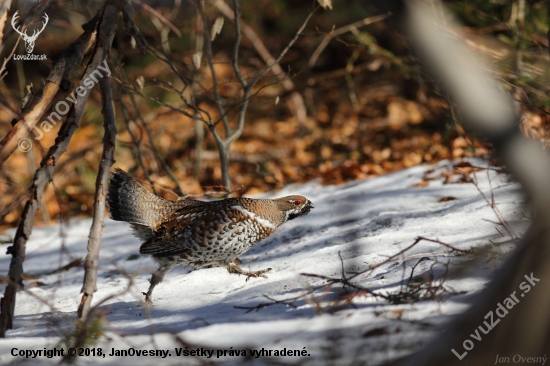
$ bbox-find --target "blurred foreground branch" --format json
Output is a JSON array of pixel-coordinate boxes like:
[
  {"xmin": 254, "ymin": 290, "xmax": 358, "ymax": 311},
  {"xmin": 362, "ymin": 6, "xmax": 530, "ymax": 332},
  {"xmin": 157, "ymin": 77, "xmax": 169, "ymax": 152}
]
[{"xmin": 382, "ymin": 1, "xmax": 550, "ymax": 363}]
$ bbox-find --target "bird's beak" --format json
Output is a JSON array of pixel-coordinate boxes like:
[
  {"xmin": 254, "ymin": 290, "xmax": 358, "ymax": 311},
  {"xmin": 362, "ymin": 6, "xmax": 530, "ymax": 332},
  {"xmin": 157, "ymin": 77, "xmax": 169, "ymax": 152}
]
[{"xmin": 301, "ymin": 201, "xmax": 314, "ymax": 215}]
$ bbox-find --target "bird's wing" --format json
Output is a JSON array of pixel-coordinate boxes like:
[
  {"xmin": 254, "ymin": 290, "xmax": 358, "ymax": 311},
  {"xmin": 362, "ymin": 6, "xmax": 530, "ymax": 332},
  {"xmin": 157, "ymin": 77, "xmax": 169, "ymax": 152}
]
[{"xmin": 139, "ymin": 203, "xmax": 208, "ymax": 257}]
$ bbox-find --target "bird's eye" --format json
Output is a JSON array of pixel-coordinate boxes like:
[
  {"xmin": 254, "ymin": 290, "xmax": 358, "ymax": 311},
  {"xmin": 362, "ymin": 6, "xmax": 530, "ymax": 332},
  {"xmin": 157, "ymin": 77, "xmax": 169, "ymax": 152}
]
[{"xmin": 294, "ymin": 199, "xmax": 303, "ymax": 206}]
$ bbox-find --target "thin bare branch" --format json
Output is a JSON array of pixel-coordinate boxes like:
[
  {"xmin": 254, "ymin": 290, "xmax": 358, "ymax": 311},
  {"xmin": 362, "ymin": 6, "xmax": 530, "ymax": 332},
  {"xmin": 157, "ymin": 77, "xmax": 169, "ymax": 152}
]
[
  {"xmin": 231, "ymin": 0, "xmax": 246, "ymax": 88},
  {"xmin": 458, "ymin": 168, "xmax": 518, "ymax": 241},
  {"xmin": 227, "ymin": 4, "xmax": 319, "ymax": 147},
  {"xmin": 113, "ymin": 86, "xmax": 158, "ymax": 195},
  {"xmin": 132, "ymin": 0, "xmax": 182, "ymax": 38},
  {"xmin": 0, "ymin": 33, "xmax": 21, "ymax": 80},
  {"xmin": 77, "ymin": 75, "xmax": 117, "ymax": 321},
  {"xmin": 249, "ymin": 5, "xmax": 318, "ymax": 89},
  {"xmin": 309, "ymin": 13, "xmax": 390, "ymax": 68},
  {"xmin": 346, "ymin": 236, "xmax": 470, "ymax": 283},
  {"xmin": 214, "ymin": 0, "xmax": 294, "ymax": 91},
  {"xmin": 0, "ymin": 0, "xmax": 12, "ymax": 46},
  {"xmin": 116, "ymin": 67, "xmax": 186, "ymax": 196},
  {"xmin": 122, "ymin": 0, "xmax": 147, "ymax": 52},
  {"xmin": 199, "ymin": 0, "xmax": 230, "ymax": 134}
]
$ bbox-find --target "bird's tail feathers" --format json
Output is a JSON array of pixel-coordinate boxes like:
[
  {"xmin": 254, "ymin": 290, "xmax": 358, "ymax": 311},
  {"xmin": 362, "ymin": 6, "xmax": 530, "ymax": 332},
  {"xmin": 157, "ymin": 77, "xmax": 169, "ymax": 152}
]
[{"xmin": 107, "ymin": 168, "xmax": 170, "ymax": 230}]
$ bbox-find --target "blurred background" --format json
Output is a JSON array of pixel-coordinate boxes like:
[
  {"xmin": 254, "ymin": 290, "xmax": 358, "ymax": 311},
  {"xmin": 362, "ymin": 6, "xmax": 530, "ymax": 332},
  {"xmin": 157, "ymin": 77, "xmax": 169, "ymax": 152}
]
[{"xmin": 0, "ymin": 0, "xmax": 548, "ymax": 232}]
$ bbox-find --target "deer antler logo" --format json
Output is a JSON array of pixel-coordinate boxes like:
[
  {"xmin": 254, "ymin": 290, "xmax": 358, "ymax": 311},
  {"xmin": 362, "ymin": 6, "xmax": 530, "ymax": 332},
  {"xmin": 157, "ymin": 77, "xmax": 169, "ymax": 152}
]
[{"xmin": 11, "ymin": 11, "xmax": 49, "ymax": 54}]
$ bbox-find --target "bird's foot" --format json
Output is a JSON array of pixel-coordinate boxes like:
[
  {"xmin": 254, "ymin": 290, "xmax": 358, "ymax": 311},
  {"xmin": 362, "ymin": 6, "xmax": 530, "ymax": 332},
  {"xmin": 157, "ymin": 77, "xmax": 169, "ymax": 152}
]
[
  {"xmin": 227, "ymin": 264, "xmax": 272, "ymax": 282},
  {"xmin": 142, "ymin": 292, "xmax": 153, "ymax": 305}
]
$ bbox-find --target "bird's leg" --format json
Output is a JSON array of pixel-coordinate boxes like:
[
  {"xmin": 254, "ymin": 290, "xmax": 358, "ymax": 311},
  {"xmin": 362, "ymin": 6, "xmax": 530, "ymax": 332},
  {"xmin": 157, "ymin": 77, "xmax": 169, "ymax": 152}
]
[
  {"xmin": 143, "ymin": 264, "xmax": 174, "ymax": 304},
  {"xmin": 143, "ymin": 270, "xmax": 162, "ymax": 304},
  {"xmin": 227, "ymin": 262, "xmax": 272, "ymax": 282}
]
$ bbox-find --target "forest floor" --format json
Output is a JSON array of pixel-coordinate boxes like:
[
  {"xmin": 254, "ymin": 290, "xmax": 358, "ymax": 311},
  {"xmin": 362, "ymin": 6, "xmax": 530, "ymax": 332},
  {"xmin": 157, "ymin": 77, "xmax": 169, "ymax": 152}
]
[{"xmin": 0, "ymin": 156, "xmax": 529, "ymax": 365}]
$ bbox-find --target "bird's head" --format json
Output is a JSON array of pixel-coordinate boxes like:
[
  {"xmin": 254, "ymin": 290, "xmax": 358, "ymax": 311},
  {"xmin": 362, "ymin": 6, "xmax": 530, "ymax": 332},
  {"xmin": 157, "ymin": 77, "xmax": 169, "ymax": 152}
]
[{"xmin": 274, "ymin": 195, "xmax": 315, "ymax": 223}]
